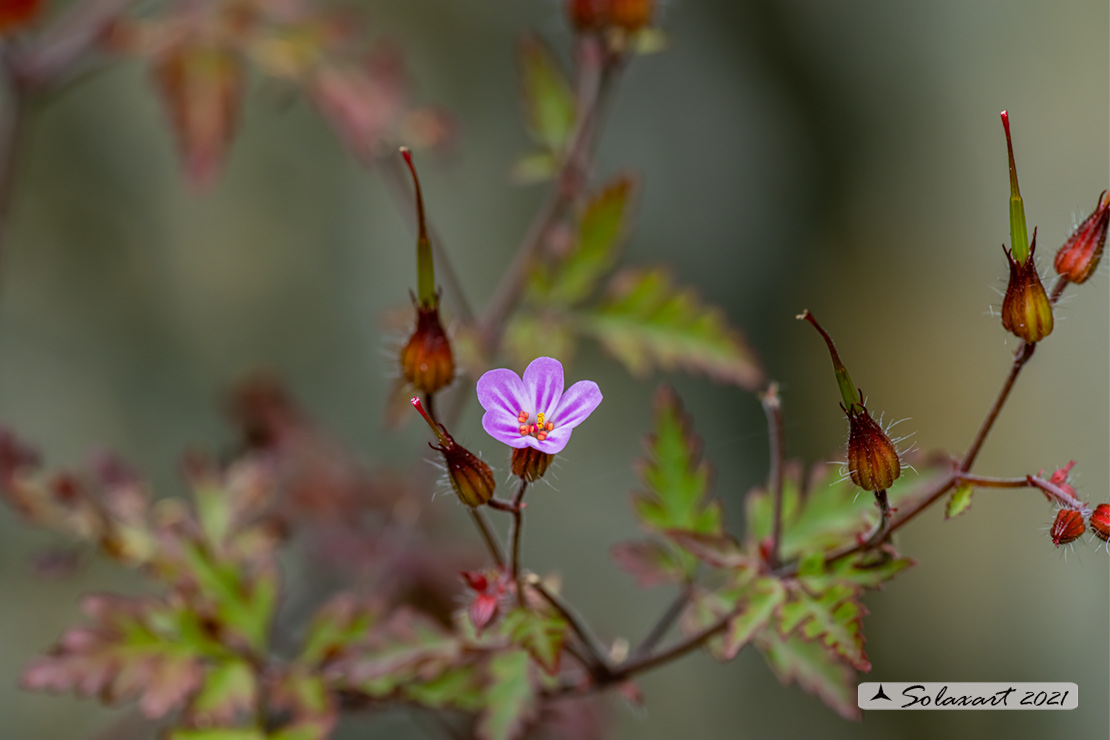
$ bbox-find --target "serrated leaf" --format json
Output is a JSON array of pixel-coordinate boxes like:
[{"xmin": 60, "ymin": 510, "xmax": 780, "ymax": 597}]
[
  {"xmin": 188, "ymin": 659, "xmax": 257, "ymax": 726},
  {"xmin": 719, "ymin": 578, "xmax": 786, "ymax": 660},
  {"xmin": 777, "ymin": 583, "xmax": 870, "ymax": 672},
  {"xmin": 679, "ymin": 587, "xmax": 733, "ymax": 660},
  {"xmin": 609, "ymin": 539, "xmax": 684, "ymax": 588},
  {"xmin": 22, "ymin": 594, "xmax": 204, "ymax": 719},
  {"xmin": 756, "ymin": 631, "xmax": 860, "ymax": 721},
  {"xmin": 501, "ymin": 608, "xmax": 568, "ymax": 675},
  {"xmin": 298, "ymin": 594, "xmax": 377, "ymax": 666},
  {"xmin": 533, "ymin": 177, "xmax": 638, "ymax": 306},
  {"xmin": 504, "ymin": 312, "xmax": 577, "ymax": 371},
  {"xmin": 403, "ymin": 663, "xmax": 485, "ymax": 712},
  {"xmin": 510, "ymin": 151, "xmax": 559, "ymax": 184},
  {"xmin": 629, "ymin": 387, "xmax": 722, "ymax": 577},
  {"xmin": 946, "ymin": 482, "xmax": 974, "ymax": 519},
  {"xmin": 517, "ymin": 34, "xmax": 576, "ymax": 154},
  {"xmin": 799, "ymin": 549, "xmax": 915, "ymax": 592},
  {"xmin": 579, "ymin": 268, "xmax": 763, "ymax": 389},
  {"xmin": 477, "ymin": 649, "xmax": 537, "ymax": 740}
]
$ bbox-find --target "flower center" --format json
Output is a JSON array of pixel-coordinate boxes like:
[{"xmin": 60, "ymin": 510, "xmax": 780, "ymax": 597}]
[{"xmin": 516, "ymin": 410, "xmax": 555, "ymax": 441}]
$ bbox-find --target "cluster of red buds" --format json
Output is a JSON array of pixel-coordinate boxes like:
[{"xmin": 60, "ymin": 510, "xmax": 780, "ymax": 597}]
[
  {"xmin": 459, "ymin": 569, "xmax": 510, "ymax": 634},
  {"xmin": 566, "ymin": 0, "xmax": 655, "ymax": 33},
  {"xmin": 1030, "ymin": 463, "xmax": 1109, "ymax": 549},
  {"xmin": 398, "ymin": 148, "xmax": 455, "ymax": 396}
]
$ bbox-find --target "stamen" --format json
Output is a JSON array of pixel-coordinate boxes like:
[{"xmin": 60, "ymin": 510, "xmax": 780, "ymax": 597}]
[
  {"xmin": 519, "ymin": 425, "xmax": 530, "ymax": 435},
  {"xmin": 536, "ymin": 412, "xmax": 545, "ymax": 427},
  {"xmin": 536, "ymin": 432, "xmax": 547, "ymax": 441},
  {"xmin": 518, "ymin": 411, "xmax": 529, "ymax": 423},
  {"xmin": 544, "ymin": 421, "xmax": 554, "ymax": 431}
]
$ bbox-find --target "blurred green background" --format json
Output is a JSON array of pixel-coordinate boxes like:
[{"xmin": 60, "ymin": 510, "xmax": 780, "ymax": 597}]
[{"xmin": 1, "ymin": 0, "xmax": 1107, "ymax": 738}]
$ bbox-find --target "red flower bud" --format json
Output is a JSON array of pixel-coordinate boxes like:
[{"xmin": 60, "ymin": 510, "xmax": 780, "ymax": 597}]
[
  {"xmin": 1001, "ymin": 230, "xmax": 1054, "ymax": 343},
  {"xmin": 412, "ymin": 398, "xmax": 495, "ymax": 507},
  {"xmin": 460, "ymin": 569, "xmax": 506, "ymax": 634},
  {"xmin": 1050, "ymin": 508, "xmax": 1085, "ymax": 547},
  {"xmin": 1055, "ymin": 190, "xmax": 1109, "ymax": 284},
  {"xmin": 400, "ymin": 303, "xmax": 455, "ymax": 395},
  {"xmin": 846, "ymin": 402, "xmax": 902, "ymax": 492},
  {"xmin": 511, "ymin": 446, "xmax": 553, "ymax": 482},
  {"xmin": 1088, "ymin": 504, "xmax": 1110, "ymax": 543}
]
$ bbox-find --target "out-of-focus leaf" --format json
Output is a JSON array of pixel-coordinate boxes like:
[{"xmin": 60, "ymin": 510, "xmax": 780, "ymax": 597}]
[
  {"xmin": 329, "ymin": 608, "xmax": 460, "ymax": 697},
  {"xmin": 756, "ymin": 631, "xmax": 860, "ymax": 721},
  {"xmin": 510, "ymin": 151, "xmax": 559, "ymax": 184},
  {"xmin": 531, "ymin": 176, "xmax": 638, "ymax": 306},
  {"xmin": 719, "ymin": 577, "xmax": 786, "ymax": 660},
  {"xmin": 777, "ymin": 583, "xmax": 870, "ymax": 672},
  {"xmin": 168, "ymin": 729, "xmax": 265, "ymax": 740},
  {"xmin": 946, "ymin": 482, "xmax": 974, "ymax": 519},
  {"xmin": 298, "ymin": 593, "xmax": 377, "ymax": 666},
  {"xmin": 22, "ymin": 594, "xmax": 204, "ymax": 719},
  {"xmin": 501, "ymin": 608, "xmax": 567, "ymax": 675},
  {"xmin": 505, "ymin": 312, "xmax": 577, "ymax": 371},
  {"xmin": 188, "ymin": 659, "xmax": 257, "ymax": 726},
  {"xmin": 678, "ymin": 587, "xmax": 732, "ymax": 660},
  {"xmin": 579, "ymin": 268, "xmax": 763, "ymax": 389},
  {"xmin": 798, "ymin": 548, "xmax": 915, "ymax": 592},
  {"xmin": 664, "ymin": 530, "xmax": 749, "ymax": 569},
  {"xmin": 153, "ymin": 43, "xmax": 244, "ymax": 190},
  {"xmin": 268, "ymin": 668, "xmax": 336, "ymax": 739},
  {"xmin": 609, "ymin": 539, "xmax": 684, "ymax": 587},
  {"xmin": 403, "ymin": 663, "xmax": 486, "ymax": 712},
  {"xmin": 477, "ymin": 649, "xmax": 537, "ymax": 740},
  {"xmin": 517, "ymin": 34, "xmax": 576, "ymax": 154}
]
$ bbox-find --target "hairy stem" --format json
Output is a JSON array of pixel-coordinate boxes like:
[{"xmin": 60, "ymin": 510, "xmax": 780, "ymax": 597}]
[
  {"xmin": 531, "ymin": 577, "xmax": 613, "ymax": 674},
  {"xmin": 630, "ymin": 581, "xmax": 693, "ymax": 659},
  {"xmin": 467, "ymin": 507, "xmax": 505, "ymax": 570},
  {"xmin": 509, "ymin": 479, "xmax": 528, "ymax": 606}
]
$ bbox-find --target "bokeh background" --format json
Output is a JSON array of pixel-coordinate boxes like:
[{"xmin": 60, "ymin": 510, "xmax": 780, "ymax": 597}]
[{"xmin": 1, "ymin": 0, "xmax": 1107, "ymax": 738}]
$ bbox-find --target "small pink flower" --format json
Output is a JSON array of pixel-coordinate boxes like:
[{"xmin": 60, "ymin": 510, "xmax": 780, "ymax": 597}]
[{"xmin": 476, "ymin": 357, "xmax": 602, "ymax": 455}]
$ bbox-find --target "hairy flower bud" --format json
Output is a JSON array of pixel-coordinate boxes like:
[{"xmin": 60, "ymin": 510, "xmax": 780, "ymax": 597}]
[
  {"xmin": 1050, "ymin": 508, "xmax": 1085, "ymax": 547},
  {"xmin": 1001, "ymin": 231, "xmax": 1054, "ymax": 344},
  {"xmin": 1088, "ymin": 504, "xmax": 1110, "ymax": 543},
  {"xmin": 412, "ymin": 397, "xmax": 495, "ymax": 507},
  {"xmin": 400, "ymin": 304, "xmax": 455, "ymax": 394},
  {"xmin": 846, "ymin": 403, "xmax": 902, "ymax": 492},
  {"xmin": 1055, "ymin": 190, "xmax": 1109, "ymax": 284},
  {"xmin": 511, "ymin": 446, "xmax": 553, "ymax": 482}
]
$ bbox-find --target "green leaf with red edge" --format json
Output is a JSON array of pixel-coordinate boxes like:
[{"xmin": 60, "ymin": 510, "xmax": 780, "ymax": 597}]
[
  {"xmin": 518, "ymin": 34, "xmax": 576, "ymax": 155},
  {"xmin": 404, "ymin": 663, "xmax": 486, "ymax": 712},
  {"xmin": 500, "ymin": 608, "xmax": 568, "ymax": 675},
  {"xmin": 328, "ymin": 608, "xmax": 461, "ymax": 697},
  {"xmin": 477, "ymin": 649, "xmax": 538, "ymax": 740},
  {"xmin": 298, "ymin": 594, "xmax": 378, "ymax": 666},
  {"xmin": 609, "ymin": 539, "xmax": 685, "ymax": 587},
  {"xmin": 798, "ymin": 548, "xmax": 915, "ymax": 592},
  {"xmin": 578, "ymin": 268, "xmax": 763, "ymax": 389},
  {"xmin": 531, "ymin": 176, "xmax": 639, "ymax": 306},
  {"xmin": 777, "ymin": 583, "xmax": 870, "ymax": 672},
  {"xmin": 188, "ymin": 659, "xmax": 257, "ymax": 726},
  {"xmin": 756, "ymin": 630, "xmax": 860, "ymax": 721},
  {"xmin": 22, "ymin": 593, "xmax": 205, "ymax": 719},
  {"xmin": 946, "ymin": 482, "xmax": 974, "ymax": 519},
  {"xmin": 268, "ymin": 668, "xmax": 336, "ymax": 739},
  {"xmin": 719, "ymin": 577, "xmax": 787, "ymax": 660},
  {"xmin": 153, "ymin": 42, "xmax": 244, "ymax": 191}
]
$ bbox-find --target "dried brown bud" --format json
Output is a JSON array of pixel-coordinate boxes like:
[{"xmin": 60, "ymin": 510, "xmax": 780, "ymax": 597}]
[
  {"xmin": 1050, "ymin": 508, "xmax": 1085, "ymax": 547},
  {"xmin": 1001, "ymin": 231, "xmax": 1054, "ymax": 343},
  {"xmin": 846, "ymin": 404, "xmax": 901, "ymax": 492},
  {"xmin": 1055, "ymin": 191, "xmax": 1109, "ymax": 284},
  {"xmin": 511, "ymin": 446, "xmax": 554, "ymax": 482},
  {"xmin": 400, "ymin": 303, "xmax": 455, "ymax": 395}
]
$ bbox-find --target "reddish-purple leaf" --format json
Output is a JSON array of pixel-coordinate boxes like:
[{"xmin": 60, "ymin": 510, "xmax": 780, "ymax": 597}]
[{"xmin": 609, "ymin": 539, "xmax": 683, "ymax": 587}]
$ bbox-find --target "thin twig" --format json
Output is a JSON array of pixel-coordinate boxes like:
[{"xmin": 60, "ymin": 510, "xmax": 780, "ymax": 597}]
[
  {"xmin": 509, "ymin": 479, "xmax": 528, "ymax": 606},
  {"xmin": 954, "ymin": 473, "xmax": 1028, "ymax": 488},
  {"xmin": 760, "ymin": 383, "xmax": 785, "ymax": 567},
  {"xmin": 530, "ymin": 576, "xmax": 612, "ymax": 674},
  {"xmin": 0, "ymin": 76, "xmax": 25, "ymax": 282},
  {"xmin": 466, "ymin": 507, "xmax": 505, "ymax": 569},
  {"xmin": 961, "ymin": 341, "xmax": 1036, "ymax": 471},
  {"xmin": 631, "ymin": 581, "xmax": 693, "ymax": 659}
]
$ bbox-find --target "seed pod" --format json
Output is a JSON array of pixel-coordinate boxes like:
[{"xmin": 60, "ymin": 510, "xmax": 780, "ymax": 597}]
[
  {"xmin": 1088, "ymin": 504, "xmax": 1110, "ymax": 543},
  {"xmin": 1055, "ymin": 190, "xmax": 1109, "ymax": 284},
  {"xmin": 1050, "ymin": 508, "xmax": 1085, "ymax": 547},
  {"xmin": 1001, "ymin": 231, "xmax": 1054, "ymax": 344}
]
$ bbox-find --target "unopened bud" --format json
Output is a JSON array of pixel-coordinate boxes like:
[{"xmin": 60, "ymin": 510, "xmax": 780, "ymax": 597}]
[
  {"xmin": 1055, "ymin": 190, "xmax": 1109, "ymax": 284},
  {"xmin": 412, "ymin": 397, "xmax": 495, "ymax": 507},
  {"xmin": 1088, "ymin": 504, "xmax": 1110, "ymax": 543},
  {"xmin": 511, "ymin": 446, "xmax": 553, "ymax": 482},
  {"xmin": 1050, "ymin": 508, "xmax": 1085, "ymax": 547},
  {"xmin": 846, "ymin": 404, "xmax": 902, "ymax": 492},
  {"xmin": 1001, "ymin": 230, "xmax": 1054, "ymax": 343},
  {"xmin": 400, "ymin": 304, "xmax": 455, "ymax": 394}
]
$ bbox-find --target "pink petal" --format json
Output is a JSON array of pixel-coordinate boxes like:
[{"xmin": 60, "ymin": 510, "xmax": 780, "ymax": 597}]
[
  {"xmin": 481, "ymin": 409, "xmax": 533, "ymax": 448},
  {"xmin": 552, "ymin": 380, "xmax": 602, "ymax": 430},
  {"xmin": 534, "ymin": 426, "xmax": 573, "ymax": 454},
  {"xmin": 522, "ymin": 357, "xmax": 565, "ymax": 418},
  {"xmin": 476, "ymin": 368, "xmax": 529, "ymax": 418}
]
